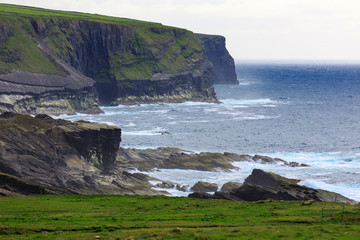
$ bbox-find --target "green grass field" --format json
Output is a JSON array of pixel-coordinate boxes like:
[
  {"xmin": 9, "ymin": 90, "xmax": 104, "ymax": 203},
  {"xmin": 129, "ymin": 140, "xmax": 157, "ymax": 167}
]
[{"xmin": 0, "ymin": 195, "xmax": 359, "ymax": 239}]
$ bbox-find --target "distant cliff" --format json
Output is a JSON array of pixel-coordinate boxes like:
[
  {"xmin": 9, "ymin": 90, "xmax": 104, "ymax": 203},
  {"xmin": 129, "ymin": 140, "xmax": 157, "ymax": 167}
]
[
  {"xmin": 196, "ymin": 34, "xmax": 238, "ymax": 85},
  {"xmin": 0, "ymin": 4, "xmax": 218, "ymax": 114}
]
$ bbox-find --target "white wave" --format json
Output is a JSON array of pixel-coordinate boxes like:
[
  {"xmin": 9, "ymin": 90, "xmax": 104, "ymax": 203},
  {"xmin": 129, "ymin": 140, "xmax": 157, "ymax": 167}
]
[
  {"xmin": 233, "ymin": 114, "xmax": 277, "ymax": 120},
  {"xmin": 177, "ymin": 101, "xmax": 217, "ymax": 107},
  {"xmin": 299, "ymin": 179, "xmax": 360, "ymax": 201},
  {"xmin": 139, "ymin": 110, "xmax": 169, "ymax": 114},
  {"xmin": 221, "ymin": 98, "xmax": 278, "ymax": 106},
  {"xmin": 238, "ymin": 82, "xmax": 253, "ymax": 86},
  {"xmin": 123, "ymin": 122, "xmax": 136, "ymax": 127},
  {"xmin": 123, "ymin": 127, "xmax": 167, "ymax": 136}
]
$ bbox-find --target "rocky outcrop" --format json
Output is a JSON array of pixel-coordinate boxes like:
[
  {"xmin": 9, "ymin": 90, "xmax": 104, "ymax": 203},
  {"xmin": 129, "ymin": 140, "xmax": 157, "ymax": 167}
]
[
  {"xmin": 116, "ymin": 148, "xmax": 309, "ymax": 172},
  {"xmin": 0, "ymin": 4, "xmax": 219, "ymax": 114},
  {"xmin": 189, "ymin": 169, "xmax": 355, "ymax": 203},
  {"xmin": 196, "ymin": 34, "xmax": 238, "ymax": 85},
  {"xmin": 244, "ymin": 168, "xmax": 300, "ymax": 187},
  {"xmin": 221, "ymin": 182, "xmax": 242, "ymax": 193},
  {"xmin": 191, "ymin": 181, "xmax": 219, "ymax": 192},
  {"xmin": 0, "ymin": 112, "xmax": 158, "ymax": 196},
  {"xmin": 0, "ymin": 70, "xmax": 102, "ymax": 115}
]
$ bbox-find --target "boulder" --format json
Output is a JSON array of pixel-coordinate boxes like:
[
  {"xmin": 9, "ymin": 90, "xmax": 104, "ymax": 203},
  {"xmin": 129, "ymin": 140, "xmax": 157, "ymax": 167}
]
[
  {"xmin": 191, "ymin": 181, "xmax": 219, "ymax": 192},
  {"xmin": 220, "ymin": 182, "xmax": 242, "ymax": 193}
]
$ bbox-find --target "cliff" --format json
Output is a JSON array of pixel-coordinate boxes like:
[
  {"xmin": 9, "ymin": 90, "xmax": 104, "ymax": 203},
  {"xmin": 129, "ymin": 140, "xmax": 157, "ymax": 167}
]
[
  {"xmin": 0, "ymin": 4, "xmax": 218, "ymax": 114},
  {"xmin": 0, "ymin": 112, "xmax": 156, "ymax": 195},
  {"xmin": 196, "ymin": 34, "xmax": 238, "ymax": 85}
]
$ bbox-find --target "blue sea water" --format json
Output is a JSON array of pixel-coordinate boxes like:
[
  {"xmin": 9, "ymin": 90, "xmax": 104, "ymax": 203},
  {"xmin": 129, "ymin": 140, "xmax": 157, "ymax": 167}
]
[{"xmin": 60, "ymin": 63, "xmax": 360, "ymax": 200}]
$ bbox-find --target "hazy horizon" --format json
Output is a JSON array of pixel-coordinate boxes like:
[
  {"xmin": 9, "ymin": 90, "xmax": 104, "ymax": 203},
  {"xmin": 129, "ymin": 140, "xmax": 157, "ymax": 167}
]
[{"xmin": 2, "ymin": 0, "xmax": 360, "ymax": 61}]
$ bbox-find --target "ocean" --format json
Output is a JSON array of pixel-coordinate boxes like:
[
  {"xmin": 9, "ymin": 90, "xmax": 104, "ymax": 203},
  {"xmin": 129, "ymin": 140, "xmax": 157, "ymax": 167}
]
[{"xmin": 60, "ymin": 63, "xmax": 360, "ymax": 201}]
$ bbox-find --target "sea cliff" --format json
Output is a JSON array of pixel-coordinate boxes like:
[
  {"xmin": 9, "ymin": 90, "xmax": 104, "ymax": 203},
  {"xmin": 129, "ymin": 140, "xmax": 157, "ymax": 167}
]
[
  {"xmin": 196, "ymin": 34, "xmax": 238, "ymax": 85},
  {"xmin": 0, "ymin": 4, "xmax": 219, "ymax": 114}
]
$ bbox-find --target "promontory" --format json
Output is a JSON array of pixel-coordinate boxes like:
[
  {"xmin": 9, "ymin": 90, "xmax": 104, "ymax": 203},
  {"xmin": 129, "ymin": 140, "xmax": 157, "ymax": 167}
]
[{"xmin": 0, "ymin": 4, "xmax": 237, "ymax": 115}]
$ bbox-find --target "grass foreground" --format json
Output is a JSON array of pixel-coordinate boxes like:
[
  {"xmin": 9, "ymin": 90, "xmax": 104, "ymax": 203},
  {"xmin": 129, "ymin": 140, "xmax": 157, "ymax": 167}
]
[{"xmin": 0, "ymin": 195, "xmax": 359, "ymax": 239}]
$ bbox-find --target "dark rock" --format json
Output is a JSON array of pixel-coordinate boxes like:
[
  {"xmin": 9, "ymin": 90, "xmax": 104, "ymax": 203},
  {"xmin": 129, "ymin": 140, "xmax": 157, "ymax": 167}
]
[
  {"xmin": 0, "ymin": 114, "xmax": 158, "ymax": 195},
  {"xmin": 220, "ymin": 182, "xmax": 242, "ymax": 193},
  {"xmin": 191, "ymin": 181, "xmax": 219, "ymax": 192},
  {"xmin": 244, "ymin": 169, "xmax": 300, "ymax": 188},
  {"xmin": 0, "ymin": 173, "xmax": 67, "ymax": 196},
  {"xmin": 116, "ymin": 148, "xmax": 305, "ymax": 172},
  {"xmin": 156, "ymin": 181, "xmax": 175, "ymax": 189},
  {"xmin": 213, "ymin": 191, "xmax": 242, "ymax": 201},
  {"xmin": 189, "ymin": 169, "xmax": 355, "ymax": 203},
  {"xmin": 196, "ymin": 34, "xmax": 238, "ymax": 85},
  {"xmin": 188, "ymin": 192, "xmax": 220, "ymax": 199},
  {"xmin": 0, "ymin": 10, "xmax": 220, "ymax": 114},
  {"xmin": 176, "ymin": 184, "xmax": 189, "ymax": 192}
]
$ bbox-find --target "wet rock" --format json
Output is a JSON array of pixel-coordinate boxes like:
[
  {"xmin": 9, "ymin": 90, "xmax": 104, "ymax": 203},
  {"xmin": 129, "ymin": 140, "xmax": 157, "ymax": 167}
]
[
  {"xmin": 189, "ymin": 169, "xmax": 355, "ymax": 203},
  {"xmin": 116, "ymin": 148, "xmax": 307, "ymax": 172},
  {"xmin": 176, "ymin": 184, "xmax": 189, "ymax": 192},
  {"xmin": 156, "ymin": 181, "xmax": 175, "ymax": 189},
  {"xmin": 191, "ymin": 181, "xmax": 219, "ymax": 192}
]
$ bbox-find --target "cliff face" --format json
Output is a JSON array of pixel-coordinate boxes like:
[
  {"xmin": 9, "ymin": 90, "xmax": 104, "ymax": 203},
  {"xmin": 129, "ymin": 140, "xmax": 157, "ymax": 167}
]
[
  {"xmin": 196, "ymin": 34, "xmax": 238, "ymax": 85},
  {"xmin": 0, "ymin": 112, "xmax": 156, "ymax": 195},
  {"xmin": 0, "ymin": 4, "xmax": 218, "ymax": 113}
]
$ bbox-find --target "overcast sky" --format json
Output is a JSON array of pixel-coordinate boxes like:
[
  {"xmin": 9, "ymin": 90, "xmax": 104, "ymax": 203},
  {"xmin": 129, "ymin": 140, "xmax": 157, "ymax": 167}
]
[{"xmin": 3, "ymin": 0, "xmax": 360, "ymax": 61}]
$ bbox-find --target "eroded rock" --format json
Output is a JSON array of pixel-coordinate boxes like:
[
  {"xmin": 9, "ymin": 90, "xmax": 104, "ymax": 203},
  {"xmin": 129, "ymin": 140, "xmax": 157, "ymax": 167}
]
[
  {"xmin": 221, "ymin": 182, "xmax": 242, "ymax": 193},
  {"xmin": 191, "ymin": 181, "xmax": 219, "ymax": 192}
]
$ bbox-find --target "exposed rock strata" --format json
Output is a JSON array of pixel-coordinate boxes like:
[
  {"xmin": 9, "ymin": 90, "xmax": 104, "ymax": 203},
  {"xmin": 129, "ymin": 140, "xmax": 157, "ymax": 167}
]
[
  {"xmin": 189, "ymin": 169, "xmax": 355, "ymax": 203},
  {"xmin": 0, "ymin": 112, "xmax": 157, "ymax": 196},
  {"xmin": 191, "ymin": 181, "xmax": 219, "ymax": 192},
  {"xmin": 0, "ymin": 70, "xmax": 101, "ymax": 115},
  {"xmin": 0, "ymin": 6, "xmax": 220, "ymax": 114},
  {"xmin": 116, "ymin": 148, "xmax": 309, "ymax": 172},
  {"xmin": 196, "ymin": 34, "xmax": 238, "ymax": 85}
]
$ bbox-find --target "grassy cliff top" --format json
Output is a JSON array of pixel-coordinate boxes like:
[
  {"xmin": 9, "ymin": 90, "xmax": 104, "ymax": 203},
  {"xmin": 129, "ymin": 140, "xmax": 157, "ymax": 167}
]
[
  {"xmin": 0, "ymin": 4, "xmax": 205, "ymax": 80},
  {"xmin": 0, "ymin": 3, "xmax": 167, "ymax": 28}
]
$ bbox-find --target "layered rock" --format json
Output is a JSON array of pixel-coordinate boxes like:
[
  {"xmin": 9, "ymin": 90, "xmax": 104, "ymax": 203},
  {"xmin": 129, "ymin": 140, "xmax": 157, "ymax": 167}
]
[
  {"xmin": 191, "ymin": 181, "xmax": 219, "ymax": 192},
  {"xmin": 0, "ymin": 112, "xmax": 157, "ymax": 195},
  {"xmin": 0, "ymin": 4, "xmax": 219, "ymax": 114},
  {"xmin": 116, "ymin": 147, "xmax": 309, "ymax": 172},
  {"xmin": 196, "ymin": 34, "xmax": 238, "ymax": 85}
]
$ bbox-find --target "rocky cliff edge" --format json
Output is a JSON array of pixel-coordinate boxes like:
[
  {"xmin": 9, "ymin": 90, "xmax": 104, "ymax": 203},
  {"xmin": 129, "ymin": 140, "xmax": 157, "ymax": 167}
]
[
  {"xmin": 0, "ymin": 112, "xmax": 157, "ymax": 195},
  {"xmin": 0, "ymin": 4, "xmax": 219, "ymax": 113}
]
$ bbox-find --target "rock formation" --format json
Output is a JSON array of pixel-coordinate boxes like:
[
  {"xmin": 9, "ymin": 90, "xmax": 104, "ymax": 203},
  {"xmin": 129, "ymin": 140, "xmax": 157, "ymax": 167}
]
[
  {"xmin": 189, "ymin": 169, "xmax": 355, "ymax": 203},
  {"xmin": 196, "ymin": 34, "xmax": 238, "ymax": 85},
  {"xmin": 116, "ymin": 148, "xmax": 309, "ymax": 172},
  {"xmin": 0, "ymin": 112, "xmax": 157, "ymax": 195},
  {"xmin": 191, "ymin": 181, "xmax": 219, "ymax": 192},
  {"xmin": 0, "ymin": 4, "xmax": 219, "ymax": 114},
  {"xmin": 220, "ymin": 182, "xmax": 242, "ymax": 193}
]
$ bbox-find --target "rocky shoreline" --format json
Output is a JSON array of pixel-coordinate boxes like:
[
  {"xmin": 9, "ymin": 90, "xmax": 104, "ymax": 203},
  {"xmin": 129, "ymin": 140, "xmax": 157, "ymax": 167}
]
[{"xmin": 0, "ymin": 112, "xmax": 354, "ymax": 204}]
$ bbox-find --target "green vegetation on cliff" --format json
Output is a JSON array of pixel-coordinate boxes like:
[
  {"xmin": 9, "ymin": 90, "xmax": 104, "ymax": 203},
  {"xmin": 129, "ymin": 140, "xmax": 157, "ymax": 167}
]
[
  {"xmin": 0, "ymin": 3, "xmax": 204, "ymax": 80},
  {"xmin": 0, "ymin": 195, "xmax": 359, "ymax": 239}
]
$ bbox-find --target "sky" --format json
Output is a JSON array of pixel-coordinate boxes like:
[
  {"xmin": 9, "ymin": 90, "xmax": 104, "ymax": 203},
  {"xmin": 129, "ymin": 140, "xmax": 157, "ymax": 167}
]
[{"xmin": 2, "ymin": 0, "xmax": 360, "ymax": 61}]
